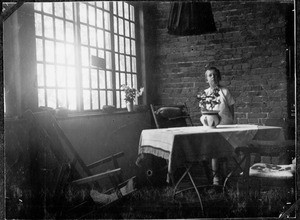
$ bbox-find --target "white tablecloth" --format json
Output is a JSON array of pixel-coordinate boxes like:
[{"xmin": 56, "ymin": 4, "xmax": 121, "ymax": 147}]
[{"xmin": 138, "ymin": 124, "xmax": 285, "ymax": 174}]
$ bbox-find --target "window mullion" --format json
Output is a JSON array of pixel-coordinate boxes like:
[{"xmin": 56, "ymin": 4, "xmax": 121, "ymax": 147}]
[
  {"xmin": 74, "ymin": 2, "xmax": 83, "ymax": 111},
  {"xmin": 109, "ymin": 2, "xmax": 116, "ymax": 107}
]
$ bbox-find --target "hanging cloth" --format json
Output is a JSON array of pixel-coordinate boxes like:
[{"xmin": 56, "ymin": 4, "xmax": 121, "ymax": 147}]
[{"xmin": 167, "ymin": 2, "xmax": 216, "ymax": 36}]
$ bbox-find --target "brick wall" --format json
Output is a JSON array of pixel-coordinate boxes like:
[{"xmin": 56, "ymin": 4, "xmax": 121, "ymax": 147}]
[{"xmin": 145, "ymin": 2, "xmax": 294, "ymax": 134}]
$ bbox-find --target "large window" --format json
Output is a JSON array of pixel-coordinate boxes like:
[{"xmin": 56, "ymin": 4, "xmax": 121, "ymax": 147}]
[{"xmin": 34, "ymin": 1, "xmax": 139, "ymax": 111}]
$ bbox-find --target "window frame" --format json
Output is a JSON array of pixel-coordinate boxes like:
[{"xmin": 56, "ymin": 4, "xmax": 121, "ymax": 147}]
[{"xmin": 33, "ymin": 1, "xmax": 143, "ymax": 113}]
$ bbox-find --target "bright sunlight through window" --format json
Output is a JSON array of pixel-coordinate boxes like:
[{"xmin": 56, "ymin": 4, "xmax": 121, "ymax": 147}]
[{"xmin": 34, "ymin": 1, "xmax": 139, "ymax": 111}]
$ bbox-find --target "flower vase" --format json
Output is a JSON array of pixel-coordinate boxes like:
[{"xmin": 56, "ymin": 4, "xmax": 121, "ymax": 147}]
[
  {"xmin": 200, "ymin": 110, "xmax": 220, "ymax": 128},
  {"xmin": 126, "ymin": 101, "xmax": 134, "ymax": 112}
]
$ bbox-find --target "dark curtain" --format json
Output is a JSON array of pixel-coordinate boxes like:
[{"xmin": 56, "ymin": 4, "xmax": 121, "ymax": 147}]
[{"xmin": 167, "ymin": 2, "xmax": 216, "ymax": 36}]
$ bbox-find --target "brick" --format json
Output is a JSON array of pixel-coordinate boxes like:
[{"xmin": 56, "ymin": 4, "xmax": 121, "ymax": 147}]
[
  {"xmin": 248, "ymin": 113, "xmax": 267, "ymax": 118},
  {"xmin": 238, "ymin": 119, "xmax": 249, "ymax": 124}
]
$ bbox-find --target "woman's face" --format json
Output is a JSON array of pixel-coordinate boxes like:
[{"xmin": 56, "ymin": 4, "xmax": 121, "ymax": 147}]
[{"xmin": 205, "ymin": 70, "xmax": 220, "ymax": 87}]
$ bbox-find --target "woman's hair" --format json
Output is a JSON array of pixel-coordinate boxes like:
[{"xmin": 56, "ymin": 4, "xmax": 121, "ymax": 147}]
[{"xmin": 205, "ymin": 66, "xmax": 221, "ymax": 81}]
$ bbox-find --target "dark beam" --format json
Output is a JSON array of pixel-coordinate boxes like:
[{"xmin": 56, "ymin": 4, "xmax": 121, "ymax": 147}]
[{"xmin": 1, "ymin": 1, "xmax": 24, "ymax": 22}]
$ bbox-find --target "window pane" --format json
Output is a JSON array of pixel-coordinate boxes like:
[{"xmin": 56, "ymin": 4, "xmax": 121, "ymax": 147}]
[
  {"xmin": 81, "ymin": 46, "xmax": 89, "ymax": 66},
  {"xmin": 66, "ymin": 44, "xmax": 75, "ymax": 64},
  {"xmin": 88, "ymin": 5, "xmax": 95, "ymax": 26},
  {"xmin": 45, "ymin": 40, "xmax": 54, "ymax": 62},
  {"xmin": 47, "ymin": 89, "xmax": 56, "ymax": 108},
  {"xmin": 89, "ymin": 27, "xmax": 96, "ymax": 46},
  {"xmin": 100, "ymin": 91, "xmax": 106, "ymax": 107},
  {"xmin": 125, "ymin": 38, "xmax": 130, "ymax": 54},
  {"xmin": 125, "ymin": 20, "xmax": 130, "ymax": 37},
  {"xmin": 99, "ymin": 70, "xmax": 105, "ymax": 89},
  {"xmin": 132, "ymin": 57, "xmax": 136, "ymax": 73},
  {"xmin": 34, "ymin": 2, "xmax": 42, "ymax": 11},
  {"xmin": 119, "ymin": 36, "xmax": 124, "ymax": 53},
  {"xmin": 120, "ymin": 72, "xmax": 126, "ymax": 85},
  {"xmin": 90, "ymin": 48, "xmax": 97, "ymax": 57},
  {"xmin": 131, "ymin": 40, "xmax": 136, "ymax": 55},
  {"xmin": 79, "ymin": 3, "xmax": 87, "ymax": 23},
  {"xmin": 118, "ymin": 2, "xmax": 123, "ymax": 17},
  {"xmin": 113, "ymin": 2, "xmax": 117, "ymax": 14},
  {"xmin": 83, "ymin": 90, "xmax": 91, "ymax": 110},
  {"xmin": 104, "ymin": 12, "xmax": 110, "ymax": 30},
  {"xmin": 107, "ymin": 91, "xmax": 113, "ymax": 105},
  {"xmin": 55, "ymin": 18, "xmax": 64, "ymax": 41},
  {"xmin": 67, "ymin": 67, "xmax": 76, "ymax": 88},
  {"xmin": 37, "ymin": 64, "xmax": 44, "ymax": 86},
  {"xmin": 126, "ymin": 74, "xmax": 132, "ymax": 87},
  {"xmin": 98, "ymin": 49, "xmax": 104, "ymax": 59},
  {"xmin": 58, "ymin": 89, "xmax": 67, "ymax": 107},
  {"xmin": 38, "ymin": 89, "xmax": 45, "ymax": 106},
  {"xmin": 66, "ymin": 21, "xmax": 74, "ymax": 43},
  {"xmin": 118, "ymin": 18, "xmax": 124, "ymax": 35},
  {"xmin": 124, "ymin": 3, "xmax": 129, "ymax": 19},
  {"xmin": 56, "ymin": 65, "xmax": 66, "ymax": 87},
  {"xmin": 56, "ymin": 42, "xmax": 65, "ymax": 64},
  {"xmin": 46, "ymin": 64, "xmax": 55, "ymax": 87},
  {"xmin": 106, "ymin": 51, "xmax": 111, "ymax": 69},
  {"xmin": 121, "ymin": 92, "xmax": 126, "ymax": 108},
  {"xmin": 113, "ymin": 16, "xmax": 118, "ymax": 33},
  {"xmin": 115, "ymin": 72, "xmax": 120, "ymax": 89},
  {"xmin": 116, "ymin": 91, "xmax": 120, "ymax": 108},
  {"xmin": 130, "ymin": 22, "xmax": 135, "ymax": 38},
  {"xmin": 43, "ymin": 3, "xmax": 53, "ymax": 14},
  {"xmin": 65, "ymin": 2, "xmax": 73, "ymax": 20},
  {"xmin": 120, "ymin": 55, "xmax": 125, "ymax": 71},
  {"xmin": 126, "ymin": 56, "xmax": 131, "ymax": 72},
  {"xmin": 92, "ymin": 90, "xmax": 99, "ymax": 110},
  {"xmin": 68, "ymin": 89, "xmax": 76, "ymax": 110},
  {"xmin": 54, "ymin": 3, "xmax": 63, "ymax": 17},
  {"xmin": 133, "ymin": 75, "xmax": 137, "ymax": 101},
  {"xmin": 96, "ymin": 1, "xmax": 103, "ymax": 8},
  {"xmin": 35, "ymin": 13, "xmax": 42, "ymax": 36},
  {"xmin": 130, "ymin": 5, "xmax": 135, "ymax": 21},
  {"xmin": 105, "ymin": 32, "xmax": 111, "ymax": 50},
  {"xmin": 36, "ymin": 39, "xmax": 43, "ymax": 61},
  {"xmin": 44, "ymin": 15, "xmax": 54, "ymax": 38},
  {"xmin": 107, "ymin": 71, "xmax": 112, "ymax": 89},
  {"xmin": 103, "ymin": 2, "xmax": 110, "ymax": 10},
  {"xmin": 114, "ymin": 35, "xmax": 118, "ymax": 52},
  {"xmin": 82, "ymin": 68, "xmax": 90, "ymax": 89},
  {"xmin": 81, "ymin": 25, "xmax": 88, "ymax": 45},
  {"xmin": 96, "ymin": 9, "xmax": 103, "ymax": 28},
  {"xmin": 97, "ymin": 29, "xmax": 104, "ymax": 48},
  {"xmin": 91, "ymin": 69, "xmax": 98, "ymax": 88},
  {"xmin": 115, "ymin": 54, "xmax": 119, "ymax": 71}
]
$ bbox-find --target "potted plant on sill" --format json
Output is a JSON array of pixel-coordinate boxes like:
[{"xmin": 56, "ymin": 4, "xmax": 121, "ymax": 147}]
[
  {"xmin": 121, "ymin": 84, "xmax": 144, "ymax": 112},
  {"xmin": 197, "ymin": 87, "xmax": 221, "ymax": 128}
]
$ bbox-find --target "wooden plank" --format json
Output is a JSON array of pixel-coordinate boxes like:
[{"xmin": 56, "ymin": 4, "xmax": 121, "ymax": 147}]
[
  {"xmin": 35, "ymin": 111, "xmax": 94, "ymax": 178},
  {"xmin": 23, "ymin": 110, "xmax": 70, "ymax": 165},
  {"xmin": 87, "ymin": 152, "xmax": 124, "ymax": 169},
  {"xmin": 72, "ymin": 168, "xmax": 121, "ymax": 185}
]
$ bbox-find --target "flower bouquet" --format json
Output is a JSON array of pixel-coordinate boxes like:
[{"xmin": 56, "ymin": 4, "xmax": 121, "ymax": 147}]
[
  {"xmin": 121, "ymin": 84, "xmax": 144, "ymax": 111},
  {"xmin": 197, "ymin": 87, "xmax": 221, "ymax": 111},
  {"xmin": 197, "ymin": 87, "xmax": 221, "ymax": 127}
]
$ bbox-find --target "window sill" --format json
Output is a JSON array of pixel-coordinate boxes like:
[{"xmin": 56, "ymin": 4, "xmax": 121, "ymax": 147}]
[{"xmin": 56, "ymin": 108, "xmax": 149, "ymax": 120}]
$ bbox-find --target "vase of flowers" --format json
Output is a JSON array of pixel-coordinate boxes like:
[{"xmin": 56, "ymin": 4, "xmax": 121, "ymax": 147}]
[
  {"xmin": 197, "ymin": 88, "xmax": 221, "ymax": 128},
  {"xmin": 121, "ymin": 84, "xmax": 144, "ymax": 112}
]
